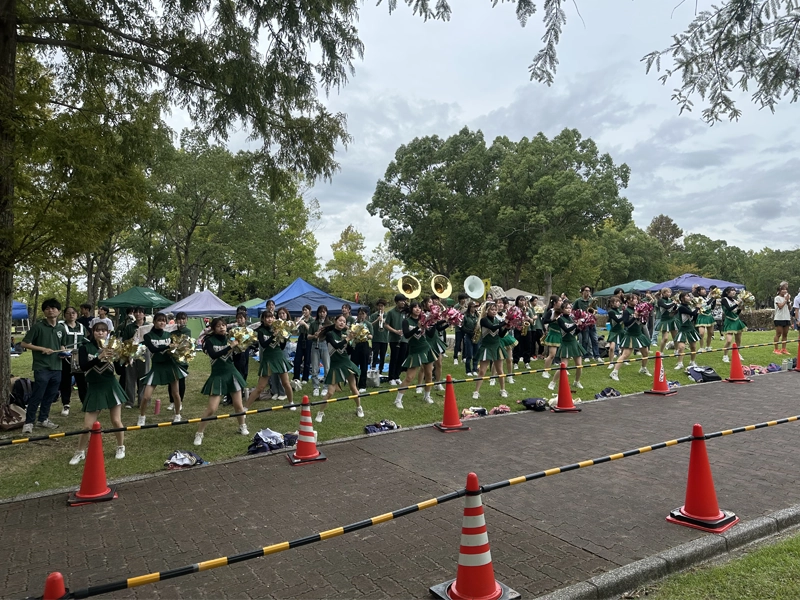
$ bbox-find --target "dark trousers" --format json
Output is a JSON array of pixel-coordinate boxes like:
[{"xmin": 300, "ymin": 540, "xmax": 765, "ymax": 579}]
[
  {"xmin": 353, "ymin": 342, "xmax": 370, "ymax": 389},
  {"xmin": 293, "ymin": 340, "xmax": 311, "ymax": 381},
  {"xmin": 388, "ymin": 342, "xmax": 408, "ymax": 381},
  {"xmin": 513, "ymin": 330, "xmax": 532, "ymax": 363},
  {"xmin": 463, "ymin": 338, "xmax": 480, "ymax": 373},
  {"xmin": 169, "ymin": 377, "xmax": 186, "ymax": 404},
  {"xmin": 453, "ymin": 329, "xmax": 464, "ymax": 360},
  {"xmin": 371, "ymin": 341, "xmax": 388, "ymax": 372},
  {"xmin": 531, "ymin": 330, "xmax": 544, "ymax": 357},
  {"xmin": 26, "ymin": 369, "xmax": 62, "ymax": 425},
  {"xmin": 60, "ymin": 359, "xmax": 87, "ymax": 406}
]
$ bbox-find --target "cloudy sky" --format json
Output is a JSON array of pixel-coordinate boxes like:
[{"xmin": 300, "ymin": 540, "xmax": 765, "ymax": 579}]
[{"xmin": 241, "ymin": 1, "xmax": 800, "ymax": 265}]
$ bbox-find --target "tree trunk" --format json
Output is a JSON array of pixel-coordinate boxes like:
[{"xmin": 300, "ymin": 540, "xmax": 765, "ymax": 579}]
[
  {"xmin": 0, "ymin": 0, "xmax": 17, "ymax": 404},
  {"xmin": 31, "ymin": 273, "xmax": 39, "ymax": 321},
  {"xmin": 65, "ymin": 273, "xmax": 72, "ymax": 307},
  {"xmin": 544, "ymin": 271, "xmax": 553, "ymax": 299}
]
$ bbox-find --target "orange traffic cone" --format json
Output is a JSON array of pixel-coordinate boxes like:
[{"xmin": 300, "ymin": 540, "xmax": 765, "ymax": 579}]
[
  {"xmin": 430, "ymin": 472, "xmax": 520, "ymax": 600},
  {"xmin": 434, "ymin": 375, "xmax": 470, "ymax": 432},
  {"xmin": 551, "ymin": 362, "xmax": 581, "ymax": 413},
  {"xmin": 666, "ymin": 424, "xmax": 739, "ymax": 533},
  {"xmin": 67, "ymin": 421, "xmax": 117, "ymax": 506},
  {"xmin": 645, "ymin": 352, "xmax": 676, "ymax": 396},
  {"xmin": 725, "ymin": 343, "xmax": 752, "ymax": 383},
  {"xmin": 287, "ymin": 396, "xmax": 326, "ymax": 465},
  {"xmin": 42, "ymin": 572, "xmax": 68, "ymax": 600}
]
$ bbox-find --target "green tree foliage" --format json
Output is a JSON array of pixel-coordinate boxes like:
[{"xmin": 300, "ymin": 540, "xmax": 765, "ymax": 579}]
[
  {"xmin": 326, "ymin": 228, "xmax": 401, "ymax": 304},
  {"xmin": 647, "ymin": 214, "xmax": 684, "ymax": 255}
]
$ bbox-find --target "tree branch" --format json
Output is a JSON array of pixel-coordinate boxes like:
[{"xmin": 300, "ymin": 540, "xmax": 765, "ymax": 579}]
[{"xmin": 17, "ymin": 16, "xmax": 165, "ymax": 52}]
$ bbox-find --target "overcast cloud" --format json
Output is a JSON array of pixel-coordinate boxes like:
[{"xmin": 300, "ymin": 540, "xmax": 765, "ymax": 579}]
[{"xmin": 256, "ymin": 1, "xmax": 800, "ymax": 263}]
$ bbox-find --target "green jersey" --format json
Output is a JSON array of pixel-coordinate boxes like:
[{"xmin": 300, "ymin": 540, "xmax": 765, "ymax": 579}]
[
  {"xmin": 384, "ymin": 307, "xmax": 405, "ymax": 344},
  {"xmin": 369, "ymin": 311, "xmax": 389, "ymax": 343},
  {"xmin": 23, "ymin": 319, "xmax": 63, "ymax": 371}
]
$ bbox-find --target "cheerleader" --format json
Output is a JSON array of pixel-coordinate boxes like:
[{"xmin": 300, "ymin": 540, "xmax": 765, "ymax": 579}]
[
  {"xmin": 68, "ymin": 322, "xmax": 126, "ymax": 465},
  {"xmin": 605, "ymin": 295, "xmax": 625, "ymax": 369},
  {"xmin": 422, "ymin": 298, "xmax": 448, "ymax": 392},
  {"xmin": 550, "ymin": 303, "xmax": 585, "ymax": 391},
  {"xmin": 721, "ymin": 286, "xmax": 746, "ymax": 362},
  {"xmin": 138, "ymin": 313, "xmax": 187, "ymax": 426},
  {"xmin": 610, "ymin": 294, "xmax": 651, "ymax": 381},
  {"xmin": 494, "ymin": 298, "xmax": 516, "ymax": 384},
  {"xmin": 541, "ymin": 295, "xmax": 563, "ymax": 379},
  {"xmin": 694, "ymin": 287, "xmax": 715, "ymax": 352},
  {"xmin": 244, "ymin": 311, "xmax": 294, "ymax": 409},
  {"xmin": 656, "ymin": 288, "xmax": 678, "ymax": 355},
  {"xmin": 267, "ymin": 307, "xmax": 293, "ymax": 402},
  {"xmin": 194, "ymin": 318, "xmax": 248, "ymax": 446},
  {"xmin": 394, "ymin": 301, "xmax": 435, "ymax": 408},
  {"xmin": 473, "ymin": 301, "xmax": 508, "ymax": 400},
  {"xmin": 315, "ymin": 314, "xmax": 363, "ymax": 422},
  {"xmin": 674, "ymin": 293, "xmax": 700, "ymax": 370}
]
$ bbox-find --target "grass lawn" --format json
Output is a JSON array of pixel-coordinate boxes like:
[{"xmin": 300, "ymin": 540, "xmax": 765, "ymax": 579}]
[
  {"xmin": 644, "ymin": 529, "xmax": 800, "ymax": 599},
  {"xmin": 0, "ymin": 330, "xmax": 792, "ymax": 499}
]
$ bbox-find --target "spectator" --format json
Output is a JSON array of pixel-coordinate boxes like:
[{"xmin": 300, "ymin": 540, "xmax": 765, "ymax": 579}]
[
  {"xmin": 90, "ymin": 306, "xmax": 114, "ymax": 333},
  {"xmin": 20, "ymin": 298, "xmax": 64, "ymax": 434},
  {"xmin": 773, "ymin": 284, "xmax": 792, "ymax": 354},
  {"xmin": 793, "ymin": 287, "xmax": 800, "ymax": 331},
  {"xmin": 77, "ymin": 303, "xmax": 93, "ymax": 331}
]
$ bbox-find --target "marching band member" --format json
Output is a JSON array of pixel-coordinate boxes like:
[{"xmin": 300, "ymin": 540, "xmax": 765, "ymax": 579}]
[
  {"xmin": 610, "ymin": 294, "xmax": 651, "ymax": 381},
  {"xmin": 353, "ymin": 306, "xmax": 373, "ymax": 392},
  {"xmin": 574, "ymin": 286, "xmax": 602, "ymax": 363},
  {"xmin": 369, "ymin": 299, "xmax": 389, "ymax": 375},
  {"xmin": 308, "ymin": 305, "xmax": 332, "ymax": 397},
  {"xmin": 58, "ymin": 306, "xmax": 88, "ymax": 417},
  {"xmin": 550, "ymin": 302, "xmax": 584, "ymax": 391},
  {"xmin": 168, "ymin": 311, "xmax": 191, "ymax": 411},
  {"xmin": 674, "ymin": 292, "xmax": 700, "ymax": 370},
  {"xmin": 394, "ymin": 301, "xmax": 435, "ymax": 408},
  {"xmin": 721, "ymin": 286, "xmax": 746, "ymax": 362},
  {"xmin": 315, "ymin": 314, "xmax": 364, "ymax": 422},
  {"xmin": 139, "ymin": 313, "xmax": 187, "ymax": 426},
  {"xmin": 462, "ymin": 301, "xmax": 481, "ymax": 376},
  {"xmin": 473, "ymin": 301, "xmax": 508, "ymax": 401},
  {"xmin": 452, "ymin": 292, "xmax": 470, "ymax": 366},
  {"xmin": 541, "ymin": 295, "xmax": 562, "ymax": 379},
  {"xmin": 513, "ymin": 296, "xmax": 533, "ymax": 369},
  {"xmin": 292, "ymin": 304, "xmax": 313, "ymax": 386},
  {"xmin": 385, "ymin": 294, "xmax": 408, "ymax": 386}
]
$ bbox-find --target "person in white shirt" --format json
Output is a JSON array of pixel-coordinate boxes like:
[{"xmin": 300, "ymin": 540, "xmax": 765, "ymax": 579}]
[
  {"xmin": 793, "ymin": 287, "xmax": 800, "ymax": 332},
  {"xmin": 89, "ymin": 306, "xmax": 114, "ymax": 333},
  {"xmin": 773, "ymin": 284, "xmax": 792, "ymax": 354}
]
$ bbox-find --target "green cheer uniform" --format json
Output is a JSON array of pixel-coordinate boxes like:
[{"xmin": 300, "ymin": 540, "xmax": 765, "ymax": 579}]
[
  {"xmin": 696, "ymin": 297, "xmax": 715, "ymax": 329},
  {"xmin": 141, "ymin": 328, "xmax": 187, "ymax": 387},
  {"xmin": 78, "ymin": 342, "xmax": 128, "ymax": 411},
  {"xmin": 496, "ymin": 311, "xmax": 518, "ymax": 349},
  {"xmin": 722, "ymin": 297, "xmax": 747, "ymax": 332},
  {"xmin": 542, "ymin": 309, "xmax": 562, "ymax": 347},
  {"xmin": 370, "ymin": 312, "xmax": 389, "ymax": 344},
  {"xmin": 254, "ymin": 324, "xmax": 292, "ymax": 376},
  {"xmin": 620, "ymin": 307, "xmax": 651, "ymax": 349},
  {"xmin": 656, "ymin": 298, "xmax": 678, "ymax": 332},
  {"xmin": 402, "ymin": 317, "xmax": 435, "ymax": 367},
  {"xmin": 425, "ymin": 321, "xmax": 448, "ymax": 358},
  {"xmin": 201, "ymin": 334, "xmax": 247, "ymax": 396},
  {"xmin": 477, "ymin": 316, "xmax": 508, "ymax": 362},
  {"xmin": 325, "ymin": 329, "xmax": 360, "ymax": 385},
  {"xmin": 607, "ymin": 308, "xmax": 625, "ymax": 345},
  {"xmin": 556, "ymin": 315, "xmax": 585, "ymax": 359},
  {"xmin": 675, "ymin": 304, "xmax": 701, "ymax": 343}
]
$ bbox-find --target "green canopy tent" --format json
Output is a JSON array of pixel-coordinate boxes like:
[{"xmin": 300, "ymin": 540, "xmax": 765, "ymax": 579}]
[
  {"xmin": 99, "ymin": 286, "xmax": 172, "ymax": 309},
  {"xmin": 594, "ymin": 280, "xmax": 658, "ymax": 297},
  {"xmin": 240, "ymin": 298, "xmax": 264, "ymax": 309}
]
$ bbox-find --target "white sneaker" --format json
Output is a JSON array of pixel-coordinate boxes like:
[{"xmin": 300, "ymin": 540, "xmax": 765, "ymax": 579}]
[
  {"xmin": 489, "ymin": 378, "xmax": 496, "ymax": 386},
  {"xmin": 525, "ymin": 363, "xmax": 531, "ymax": 369},
  {"xmin": 596, "ymin": 358, "xmax": 604, "ymax": 364},
  {"xmin": 674, "ymin": 362, "xmax": 684, "ymax": 370},
  {"xmin": 722, "ymin": 356, "xmax": 730, "ymax": 363},
  {"xmin": 697, "ymin": 347, "xmax": 705, "ymax": 353},
  {"xmin": 548, "ymin": 380, "xmax": 556, "ymax": 391},
  {"xmin": 472, "ymin": 391, "xmax": 480, "ymax": 400},
  {"xmin": 356, "ymin": 406, "xmax": 365, "ymax": 418},
  {"xmin": 313, "ymin": 388, "xmax": 320, "ymax": 396},
  {"xmin": 507, "ymin": 376, "xmax": 515, "ymax": 384},
  {"xmin": 434, "ymin": 384, "xmax": 445, "ymax": 392},
  {"xmin": 194, "ymin": 432, "xmax": 204, "ymax": 446},
  {"xmin": 69, "ymin": 450, "xmax": 85, "ymax": 465},
  {"xmin": 358, "ymin": 388, "xmax": 367, "ymax": 393},
  {"xmin": 289, "ymin": 402, "xmax": 297, "ymax": 411},
  {"xmin": 277, "ymin": 394, "xmax": 287, "ymax": 401},
  {"xmin": 315, "ymin": 411, "xmax": 325, "ymax": 422},
  {"xmin": 640, "ymin": 368, "xmax": 651, "ymax": 376},
  {"xmin": 394, "ymin": 398, "xmax": 404, "ymax": 409},
  {"xmin": 453, "ymin": 359, "xmax": 459, "ymax": 365},
  {"xmin": 115, "ymin": 446, "xmax": 126, "ymax": 460},
  {"xmin": 137, "ymin": 415, "xmax": 146, "ymax": 426},
  {"xmin": 173, "ymin": 414, "xmax": 182, "ymax": 423},
  {"xmin": 424, "ymin": 394, "xmax": 434, "ymax": 404},
  {"xmin": 608, "ymin": 363, "xmax": 614, "ymax": 369},
  {"xmin": 500, "ymin": 389, "xmax": 508, "ymax": 398},
  {"xmin": 321, "ymin": 389, "xmax": 328, "ymax": 397},
  {"xmin": 60, "ymin": 406, "xmax": 70, "ymax": 417},
  {"xmin": 706, "ymin": 347, "xmax": 713, "ymax": 352},
  {"xmin": 22, "ymin": 423, "xmax": 33, "ymax": 435},
  {"xmin": 36, "ymin": 419, "xmax": 59, "ymax": 429},
  {"xmin": 542, "ymin": 371, "xmax": 551, "ymax": 379},
  {"xmin": 689, "ymin": 361, "xmax": 698, "ymax": 368},
  {"xmin": 514, "ymin": 363, "xmax": 519, "ymax": 370},
  {"xmin": 610, "ymin": 370, "xmax": 619, "ymax": 381},
  {"xmin": 166, "ymin": 402, "xmax": 175, "ymax": 411},
  {"xmin": 416, "ymin": 387, "xmax": 423, "ymax": 394},
  {"xmin": 575, "ymin": 381, "xmax": 584, "ymax": 390}
]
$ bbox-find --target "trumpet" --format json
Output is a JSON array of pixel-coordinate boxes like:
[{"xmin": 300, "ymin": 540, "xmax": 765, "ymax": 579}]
[
  {"xmin": 397, "ymin": 275, "xmax": 421, "ymax": 299},
  {"xmin": 431, "ymin": 274, "xmax": 452, "ymax": 299}
]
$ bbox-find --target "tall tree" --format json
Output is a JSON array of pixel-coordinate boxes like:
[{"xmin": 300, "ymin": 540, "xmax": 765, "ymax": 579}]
[{"xmin": 646, "ymin": 214, "xmax": 684, "ymax": 255}]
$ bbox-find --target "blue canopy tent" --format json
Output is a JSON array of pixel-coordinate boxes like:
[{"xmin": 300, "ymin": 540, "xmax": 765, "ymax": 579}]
[
  {"xmin": 647, "ymin": 273, "xmax": 745, "ymax": 293},
  {"xmin": 248, "ymin": 278, "xmax": 367, "ymax": 317},
  {"xmin": 12, "ymin": 300, "xmax": 28, "ymax": 320}
]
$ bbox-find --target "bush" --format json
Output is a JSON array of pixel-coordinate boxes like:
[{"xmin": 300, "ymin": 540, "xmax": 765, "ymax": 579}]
[{"xmin": 741, "ymin": 309, "xmax": 774, "ymax": 331}]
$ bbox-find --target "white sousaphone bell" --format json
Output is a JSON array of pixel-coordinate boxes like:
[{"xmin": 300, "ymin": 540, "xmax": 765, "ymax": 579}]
[{"xmin": 464, "ymin": 275, "xmax": 485, "ymax": 300}]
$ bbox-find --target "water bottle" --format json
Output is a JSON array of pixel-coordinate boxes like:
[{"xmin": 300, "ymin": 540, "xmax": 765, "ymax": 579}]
[
  {"xmin": 782, "ymin": 359, "xmax": 790, "ymax": 371},
  {"xmin": 154, "ymin": 399, "xmax": 161, "ymax": 415}
]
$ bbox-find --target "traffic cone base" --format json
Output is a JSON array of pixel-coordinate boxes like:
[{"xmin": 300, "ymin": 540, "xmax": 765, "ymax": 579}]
[
  {"xmin": 435, "ymin": 375, "xmax": 470, "ymax": 432},
  {"xmin": 67, "ymin": 421, "xmax": 118, "ymax": 507},
  {"xmin": 666, "ymin": 507, "xmax": 739, "ymax": 533},
  {"xmin": 551, "ymin": 362, "xmax": 581, "ymax": 413},
  {"xmin": 288, "ymin": 396, "xmax": 327, "ymax": 466},
  {"xmin": 429, "ymin": 579, "xmax": 520, "ymax": 600},
  {"xmin": 42, "ymin": 572, "xmax": 69, "ymax": 600},
  {"xmin": 725, "ymin": 343, "xmax": 752, "ymax": 383},
  {"xmin": 645, "ymin": 352, "xmax": 677, "ymax": 396}
]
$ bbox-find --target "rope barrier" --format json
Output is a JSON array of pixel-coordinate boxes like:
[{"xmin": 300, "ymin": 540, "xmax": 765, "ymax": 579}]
[
  {"xmin": 4, "ymin": 339, "xmax": 797, "ymax": 447},
  {"xmin": 61, "ymin": 412, "xmax": 800, "ymax": 598}
]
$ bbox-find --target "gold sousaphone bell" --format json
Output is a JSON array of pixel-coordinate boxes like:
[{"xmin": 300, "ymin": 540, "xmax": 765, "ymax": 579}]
[
  {"xmin": 430, "ymin": 275, "xmax": 452, "ymax": 299},
  {"xmin": 397, "ymin": 274, "xmax": 422, "ymax": 299}
]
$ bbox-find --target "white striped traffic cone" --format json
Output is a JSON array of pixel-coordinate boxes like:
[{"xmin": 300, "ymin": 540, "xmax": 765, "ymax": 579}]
[
  {"xmin": 287, "ymin": 396, "xmax": 326, "ymax": 465},
  {"xmin": 430, "ymin": 472, "xmax": 519, "ymax": 600}
]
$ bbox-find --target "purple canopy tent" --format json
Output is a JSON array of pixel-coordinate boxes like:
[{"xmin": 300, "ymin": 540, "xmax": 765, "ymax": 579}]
[{"xmin": 647, "ymin": 274, "xmax": 745, "ymax": 293}]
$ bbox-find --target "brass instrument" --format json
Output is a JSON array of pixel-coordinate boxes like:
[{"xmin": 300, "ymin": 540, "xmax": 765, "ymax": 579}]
[
  {"xmin": 464, "ymin": 275, "xmax": 485, "ymax": 300},
  {"xmin": 431, "ymin": 274, "xmax": 452, "ymax": 299},
  {"xmin": 588, "ymin": 297, "xmax": 598, "ymax": 310},
  {"xmin": 397, "ymin": 275, "xmax": 421, "ymax": 299},
  {"xmin": 472, "ymin": 302, "xmax": 489, "ymax": 343}
]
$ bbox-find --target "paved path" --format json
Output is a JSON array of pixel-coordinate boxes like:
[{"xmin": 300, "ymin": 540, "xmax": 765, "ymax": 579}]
[{"xmin": 3, "ymin": 371, "xmax": 800, "ymax": 599}]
